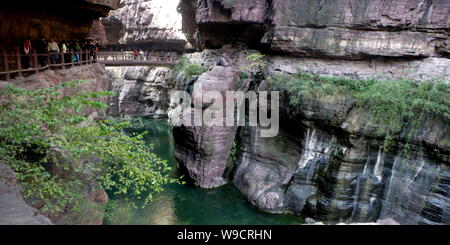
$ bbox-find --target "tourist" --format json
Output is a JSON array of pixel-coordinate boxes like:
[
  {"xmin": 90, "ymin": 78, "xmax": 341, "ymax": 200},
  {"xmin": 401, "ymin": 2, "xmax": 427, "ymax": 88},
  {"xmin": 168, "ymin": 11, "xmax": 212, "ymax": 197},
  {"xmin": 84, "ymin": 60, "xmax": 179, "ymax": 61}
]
[
  {"xmin": 47, "ymin": 38, "xmax": 59, "ymax": 64},
  {"xmin": 139, "ymin": 49, "xmax": 144, "ymax": 60},
  {"xmin": 81, "ymin": 41, "xmax": 88, "ymax": 61},
  {"xmin": 36, "ymin": 38, "xmax": 47, "ymax": 67},
  {"xmin": 88, "ymin": 41, "xmax": 96, "ymax": 61},
  {"xmin": 93, "ymin": 41, "xmax": 99, "ymax": 60},
  {"xmin": 20, "ymin": 37, "xmax": 32, "ymax": 69},
  {"xmin": 61, "ymin": 41, "xmax": 69, "ymax": 63},
  {"xmin": 73, "ymin": 41, "xmax": 81, "ymax": 63}
]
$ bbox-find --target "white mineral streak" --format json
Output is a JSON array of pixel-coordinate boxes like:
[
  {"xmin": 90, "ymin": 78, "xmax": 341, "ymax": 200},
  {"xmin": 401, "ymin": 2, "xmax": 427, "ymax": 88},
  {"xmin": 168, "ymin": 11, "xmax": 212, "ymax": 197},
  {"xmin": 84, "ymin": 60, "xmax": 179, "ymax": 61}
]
[
  {"xmin": 110, "ymin": 0, "xmax": 186, "ymax": 43},
  {"xmin": 374, "ymin": 148, "xmax": 384, "ymax": 182},
  {"xmin": 298, "ymin": 129, "xmax": 318, "ymax": 169}
]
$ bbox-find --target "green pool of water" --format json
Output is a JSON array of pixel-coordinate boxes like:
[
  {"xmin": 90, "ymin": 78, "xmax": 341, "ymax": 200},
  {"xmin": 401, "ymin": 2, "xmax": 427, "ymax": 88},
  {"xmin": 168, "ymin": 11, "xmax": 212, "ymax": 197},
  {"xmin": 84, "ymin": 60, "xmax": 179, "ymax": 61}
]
[{"xmin": 104, "ymin": 119, "xmax": 302, "ymax": 225}]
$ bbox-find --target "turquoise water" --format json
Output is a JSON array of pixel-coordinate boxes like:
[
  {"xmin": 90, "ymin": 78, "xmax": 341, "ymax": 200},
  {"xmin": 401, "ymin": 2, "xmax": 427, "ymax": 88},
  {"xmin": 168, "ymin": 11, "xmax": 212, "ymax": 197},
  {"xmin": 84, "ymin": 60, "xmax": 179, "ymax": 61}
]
[{"xmin": 104, "ymin": 119, "xmax": 302, "ymax": 225}]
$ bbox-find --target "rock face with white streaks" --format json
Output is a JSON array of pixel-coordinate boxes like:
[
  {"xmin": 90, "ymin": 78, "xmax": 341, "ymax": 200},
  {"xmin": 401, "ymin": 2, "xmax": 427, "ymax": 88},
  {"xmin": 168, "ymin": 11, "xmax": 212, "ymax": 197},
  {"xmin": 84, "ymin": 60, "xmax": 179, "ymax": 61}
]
[
  {"xmin": 183, "ymin": 0, "xmax": 450, "ymax": 59},
  {"xmin": 107, "ymin": 66, "xmax": 175, "ymax": 119},
  {"xmin": 102, "ymin": 0, "xmax": 186, "ymax": 44},
  {"xmin": 170, "ymin": 49, "xmax": 450, "ymax": 224}
]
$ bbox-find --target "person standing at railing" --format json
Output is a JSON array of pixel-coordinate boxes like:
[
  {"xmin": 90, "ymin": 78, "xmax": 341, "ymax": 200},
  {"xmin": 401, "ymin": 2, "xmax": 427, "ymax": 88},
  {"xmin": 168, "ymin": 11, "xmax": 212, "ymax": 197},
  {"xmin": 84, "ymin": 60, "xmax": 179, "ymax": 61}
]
[
  {"xmin": 61, "ymin": 41, "xmax": 69, "ymax": 63},
  {"xmin": 93, "ymin": 41, "xmax": 99, "ymax": 61},
  {"xmin": 139, "ymin": 49, "xmax": 144, "ymax": 61},
  {"xmin": 81, "ymin": 41, "xmax": 89, "ymax": 62},
  {"xmin": 21, "ymin": 37, "xmax": 32, "ymax": 69},
  {"xmin": 47, "ymin": 38, "xmax": 59, "ymax": 64},
  {"xmin": 88, "ymin": 41, "xmax": 97, "ymax": 61},
  {"xmin": 36, "ymin": 38, "xmax": 47, "ymax": 67},
  {"xmin": 73, "ymin": 41, "xmax": 81, "ymax": 63}
]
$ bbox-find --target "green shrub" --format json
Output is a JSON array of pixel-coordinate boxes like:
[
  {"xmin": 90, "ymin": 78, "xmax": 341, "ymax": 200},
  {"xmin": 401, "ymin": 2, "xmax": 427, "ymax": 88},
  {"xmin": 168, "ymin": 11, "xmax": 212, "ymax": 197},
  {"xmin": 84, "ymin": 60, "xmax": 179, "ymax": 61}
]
[
  {"xmin": 270, "ymin": 72, "xmax": 450, "ymax": 150},
  {"xmin": 230, "ymin": 141, "xmax": 238, "ymax": 164},
  {"xmin": 0, "ymin": 80, "xmax": 181, "ymax": 213},
  {"xmin": 239, "ymin": 53, "xmax": 267, "ymax": 82},
  {"xmin": 173, "ymin": 56, "xmax": 207, "ymax": 80}
]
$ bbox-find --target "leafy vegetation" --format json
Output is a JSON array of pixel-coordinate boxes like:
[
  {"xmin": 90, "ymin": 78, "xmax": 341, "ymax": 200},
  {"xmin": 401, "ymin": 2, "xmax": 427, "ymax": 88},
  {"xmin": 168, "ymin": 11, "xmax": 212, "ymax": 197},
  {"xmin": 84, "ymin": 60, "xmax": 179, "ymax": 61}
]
[
  {"xmin": 0, "ymin": 80, "xmax": 181, "ymax": 213},
  {"xmin": 173, "ymin": 56, "xmax": 208, "ymax": 80},
  {"xmin": 236, "ymin": 53, "xmax": 267, "ymax": 91},
  {"xmin": 269, "ymin": 72, "xmax": 450, "ymax": 150},
  {"xmin": 230, "ymin": 141, "xmax": 238, "ymax": 164},
  {"xmin": 239, "ymin": 53, "xmax": 267, "ymax": 81}
]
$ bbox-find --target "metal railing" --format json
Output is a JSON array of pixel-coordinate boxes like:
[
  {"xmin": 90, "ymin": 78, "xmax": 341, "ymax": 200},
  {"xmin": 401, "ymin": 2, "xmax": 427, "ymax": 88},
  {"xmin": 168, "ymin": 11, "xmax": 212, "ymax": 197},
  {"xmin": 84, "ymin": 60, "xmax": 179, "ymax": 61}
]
[{"xmin": 0, "ymin": 47, "xmax": 97, "ymax": 80}]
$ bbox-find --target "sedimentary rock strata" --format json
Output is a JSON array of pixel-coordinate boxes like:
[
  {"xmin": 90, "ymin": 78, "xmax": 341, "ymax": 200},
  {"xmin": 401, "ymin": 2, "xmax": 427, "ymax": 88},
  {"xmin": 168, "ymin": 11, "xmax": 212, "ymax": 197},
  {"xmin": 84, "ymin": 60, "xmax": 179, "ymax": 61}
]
[
  {"xmin": 186, "ymin": 0, "xmax": 450, "ymax": 59},
  {"xmin": 101, "ymin": 0, "xmax": 186, "ymax": 44},
  {"xmin": 107, "ymin": 66, "xmax": 175, "ymax": 118},
  {"xmin": 0, "ymin": 0, "xmax": 120, "ymax": 48},
  {"xmin": 169, "ymin": 49, "xmax": 450, "ymax": 224}
]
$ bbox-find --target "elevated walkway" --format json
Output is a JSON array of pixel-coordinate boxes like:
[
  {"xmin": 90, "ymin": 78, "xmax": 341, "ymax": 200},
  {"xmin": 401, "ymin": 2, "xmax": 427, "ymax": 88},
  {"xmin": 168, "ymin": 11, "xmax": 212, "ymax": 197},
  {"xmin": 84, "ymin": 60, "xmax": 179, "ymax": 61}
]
[{"xmin": 97, "ymin": 52, "xmax": 178, "ymax": 67}]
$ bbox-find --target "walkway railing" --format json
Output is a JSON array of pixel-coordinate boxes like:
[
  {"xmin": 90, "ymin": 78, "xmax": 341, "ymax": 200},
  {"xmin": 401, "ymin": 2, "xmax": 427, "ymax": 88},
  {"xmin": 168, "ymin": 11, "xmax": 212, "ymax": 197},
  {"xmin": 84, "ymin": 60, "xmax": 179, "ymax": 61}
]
[
  {"xmin": 0, "ymin": 47, "xmax": 96, "ymax": 80},
  {"xmin": 97, "ymin": 51, "xmax": 179, "ymax": 67},
  {"xmin": 0, "ymin": 49, "xmax": 180, "ymax": 81}
]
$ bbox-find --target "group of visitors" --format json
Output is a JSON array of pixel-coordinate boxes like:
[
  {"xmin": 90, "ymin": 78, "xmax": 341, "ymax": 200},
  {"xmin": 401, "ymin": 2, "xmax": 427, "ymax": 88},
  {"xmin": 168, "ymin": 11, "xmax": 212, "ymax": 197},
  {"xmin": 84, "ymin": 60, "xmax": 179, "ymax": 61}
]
[
  {"xmin": 131, "ymin": 49, "xmax": 176, "ymax": 61},
  {"xmin": 20, "ymin": 37, "xmax": 99, "ymax": 68}
]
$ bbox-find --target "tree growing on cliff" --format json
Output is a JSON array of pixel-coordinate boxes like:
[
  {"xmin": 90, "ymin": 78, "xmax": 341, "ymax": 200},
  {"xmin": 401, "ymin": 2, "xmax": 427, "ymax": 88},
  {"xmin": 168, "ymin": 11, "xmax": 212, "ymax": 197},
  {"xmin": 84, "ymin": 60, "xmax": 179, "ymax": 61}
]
[{"xmin": 0, "ymin": 80, "xmax": 181, "ymax": 214}]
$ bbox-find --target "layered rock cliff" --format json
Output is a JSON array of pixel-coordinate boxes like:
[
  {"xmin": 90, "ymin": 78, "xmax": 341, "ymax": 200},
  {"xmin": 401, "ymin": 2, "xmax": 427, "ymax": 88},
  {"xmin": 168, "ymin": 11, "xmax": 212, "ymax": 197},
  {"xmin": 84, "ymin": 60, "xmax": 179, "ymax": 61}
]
[
  {"xmin": 98, "ymin": 0, "xmax": 450, "ymax": 224},
  {"xmin": 182, "ymin": 0, "xmax": 450, "ymax": 59},
  {"xmin": 107, "ymin": 66, "xmax": 175, "ymax": 118},
  {"xmin": 101, "ymin": 0, "xmax": 186, "ymax": 44},
  {"xmin": 170, "ymin": 48, "xmax": 449, "ymax": 225},
  {"xmin": 0, "ymin": 0, "xmax": 120, "ymax": 48},
  {"xmin": 169, "ymin": 0, "xmax": 450, "ymax": 225}
]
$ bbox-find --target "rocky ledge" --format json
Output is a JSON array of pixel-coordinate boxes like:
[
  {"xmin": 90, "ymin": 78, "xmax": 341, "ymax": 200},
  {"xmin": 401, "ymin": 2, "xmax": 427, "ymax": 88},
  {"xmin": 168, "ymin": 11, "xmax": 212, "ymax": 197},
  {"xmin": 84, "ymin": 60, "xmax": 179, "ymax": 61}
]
[
  {"xmin": 0, "ymin": 163, "xmax": 53, "ymax": 225},
  {"xmin": 182, "ymin": 0, "xmax": 450, "ymax": 59}
]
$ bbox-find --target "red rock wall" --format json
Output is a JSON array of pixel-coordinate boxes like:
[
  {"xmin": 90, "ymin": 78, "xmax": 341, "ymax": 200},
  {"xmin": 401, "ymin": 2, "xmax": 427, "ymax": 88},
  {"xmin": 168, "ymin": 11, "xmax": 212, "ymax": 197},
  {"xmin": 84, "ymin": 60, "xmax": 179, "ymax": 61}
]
[{"xmin": 0, "ymin": 0, "xmax": 120, "ymax": 49}]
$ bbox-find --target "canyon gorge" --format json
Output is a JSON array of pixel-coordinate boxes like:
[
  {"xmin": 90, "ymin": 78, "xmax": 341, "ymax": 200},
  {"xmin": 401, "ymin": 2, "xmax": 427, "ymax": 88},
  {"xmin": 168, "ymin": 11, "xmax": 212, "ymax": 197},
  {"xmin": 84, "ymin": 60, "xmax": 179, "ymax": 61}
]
[{"xmin": 1, "ymin": 0, "xmax": 449, "ymax": 225}]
